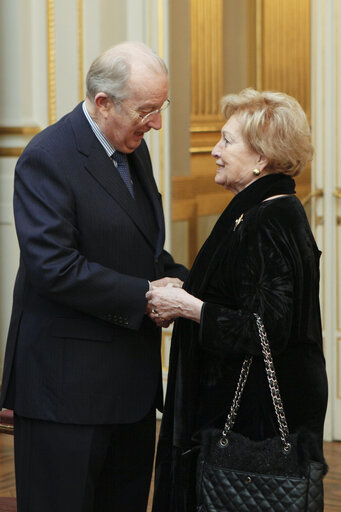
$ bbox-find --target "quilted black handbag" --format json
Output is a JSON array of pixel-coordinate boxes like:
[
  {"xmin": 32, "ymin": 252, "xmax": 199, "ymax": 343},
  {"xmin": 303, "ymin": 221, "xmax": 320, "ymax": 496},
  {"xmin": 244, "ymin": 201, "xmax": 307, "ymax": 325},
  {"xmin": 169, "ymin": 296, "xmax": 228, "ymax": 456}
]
[{"xmin": 196, "ymin": 314, "xmax": 326, "ymax": 511}]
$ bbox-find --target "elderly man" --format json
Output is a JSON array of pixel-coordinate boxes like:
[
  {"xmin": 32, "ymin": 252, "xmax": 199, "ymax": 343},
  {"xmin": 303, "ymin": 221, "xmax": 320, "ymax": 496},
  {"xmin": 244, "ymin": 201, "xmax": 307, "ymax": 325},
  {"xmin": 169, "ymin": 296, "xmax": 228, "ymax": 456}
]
[{"xmin": 0, "ymin": 42, "xmax": 187, "ymax": 512}]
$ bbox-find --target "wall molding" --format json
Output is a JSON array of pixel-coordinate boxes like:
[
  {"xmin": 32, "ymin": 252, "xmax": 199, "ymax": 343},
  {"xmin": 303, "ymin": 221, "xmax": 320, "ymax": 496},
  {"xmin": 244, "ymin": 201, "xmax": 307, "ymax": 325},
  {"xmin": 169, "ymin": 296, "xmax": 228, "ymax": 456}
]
[{"xmin": 0, "ymin": 126, "xmax": 40, "ymax": 136}]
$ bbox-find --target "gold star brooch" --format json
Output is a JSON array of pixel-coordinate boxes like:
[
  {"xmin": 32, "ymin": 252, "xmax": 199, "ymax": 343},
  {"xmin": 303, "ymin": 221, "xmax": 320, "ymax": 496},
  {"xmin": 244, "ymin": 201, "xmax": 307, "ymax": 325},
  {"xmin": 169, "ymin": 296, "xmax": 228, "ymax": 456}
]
[{"xmin": 233, "ymin": 213, "xmax": 244, "ymax": 231}]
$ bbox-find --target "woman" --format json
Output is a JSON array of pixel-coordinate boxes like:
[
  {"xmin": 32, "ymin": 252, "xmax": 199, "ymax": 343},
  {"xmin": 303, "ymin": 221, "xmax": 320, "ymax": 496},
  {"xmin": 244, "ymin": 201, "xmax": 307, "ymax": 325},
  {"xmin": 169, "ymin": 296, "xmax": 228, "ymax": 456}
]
[{"xmin": 148, "ymin": 88, "xmax": 328, "ymax": 511}]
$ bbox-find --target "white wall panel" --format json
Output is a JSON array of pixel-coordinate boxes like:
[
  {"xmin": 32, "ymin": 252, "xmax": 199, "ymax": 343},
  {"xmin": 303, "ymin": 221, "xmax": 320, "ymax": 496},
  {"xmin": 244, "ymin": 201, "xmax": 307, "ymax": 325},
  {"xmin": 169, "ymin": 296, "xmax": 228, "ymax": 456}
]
[
  {"xmin": 0, "ymin": 159, "xmax": 19, "ymax": 368},
  {"xmin": 32, "ymin": 0, "xmax": 48, "ymax": 127},
  {"xmin": 54, "ymin": 0, "xmax": 79, "ymax": 118},
  {"xmin": 311, "ymin": 0, "xmax": 341, "ymax": 440}
]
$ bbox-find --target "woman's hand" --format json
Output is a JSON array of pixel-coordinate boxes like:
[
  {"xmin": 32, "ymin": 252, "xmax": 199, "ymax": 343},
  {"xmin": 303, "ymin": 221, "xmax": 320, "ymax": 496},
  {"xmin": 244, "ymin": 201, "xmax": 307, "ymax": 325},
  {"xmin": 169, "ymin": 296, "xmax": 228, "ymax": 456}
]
[
  {"xmin": 145, "ymin": 278, "xmax": 184, "ymax": 327},
  {"xmin": 146, "ymin": 285, "xmax": 203, "ymax": 325}
]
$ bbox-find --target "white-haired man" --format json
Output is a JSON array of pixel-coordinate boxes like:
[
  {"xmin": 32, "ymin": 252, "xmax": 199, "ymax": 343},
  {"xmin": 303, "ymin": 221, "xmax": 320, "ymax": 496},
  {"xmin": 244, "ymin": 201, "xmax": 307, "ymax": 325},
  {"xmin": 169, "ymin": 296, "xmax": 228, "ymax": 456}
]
[{"xmin": 0, "ymin": 42, "xmax": 188, "ymax": 512}]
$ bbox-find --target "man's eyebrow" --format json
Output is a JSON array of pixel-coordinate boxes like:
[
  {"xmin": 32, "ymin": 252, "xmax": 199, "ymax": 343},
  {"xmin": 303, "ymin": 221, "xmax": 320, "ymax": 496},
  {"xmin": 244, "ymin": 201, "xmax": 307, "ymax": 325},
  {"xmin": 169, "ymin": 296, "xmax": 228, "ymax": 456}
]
[{"xmin": 137, "ymin": 101, "xmax": 162, "ymax": 111}]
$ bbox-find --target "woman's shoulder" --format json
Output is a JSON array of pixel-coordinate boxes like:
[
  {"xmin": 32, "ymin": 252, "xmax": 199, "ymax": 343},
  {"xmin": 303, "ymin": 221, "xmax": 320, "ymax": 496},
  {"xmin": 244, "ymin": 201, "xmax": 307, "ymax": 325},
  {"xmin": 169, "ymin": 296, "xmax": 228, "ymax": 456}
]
[
  {"xmin": 245, "ymin": 195, "xmax": 306, "ymax": 228},
  {"xmin": 242, "ymin": 195, "xmax": 320, "ymax": 255}
]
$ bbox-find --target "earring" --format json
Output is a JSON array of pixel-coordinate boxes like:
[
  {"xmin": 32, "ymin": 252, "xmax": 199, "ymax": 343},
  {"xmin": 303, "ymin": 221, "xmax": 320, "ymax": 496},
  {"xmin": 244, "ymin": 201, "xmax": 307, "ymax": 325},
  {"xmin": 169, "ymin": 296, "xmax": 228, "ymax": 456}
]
[{"xmin": 253, "ymin": 168, "xmax": 261, "ymax": 176}]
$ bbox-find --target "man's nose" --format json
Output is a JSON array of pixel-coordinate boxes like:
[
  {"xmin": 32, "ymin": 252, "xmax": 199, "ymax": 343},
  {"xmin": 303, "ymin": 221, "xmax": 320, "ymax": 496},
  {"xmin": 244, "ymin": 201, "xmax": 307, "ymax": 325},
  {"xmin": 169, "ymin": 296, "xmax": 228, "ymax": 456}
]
[{"xmin": 146, "ymin": 112, "xmax": 162, "ymax": 130}]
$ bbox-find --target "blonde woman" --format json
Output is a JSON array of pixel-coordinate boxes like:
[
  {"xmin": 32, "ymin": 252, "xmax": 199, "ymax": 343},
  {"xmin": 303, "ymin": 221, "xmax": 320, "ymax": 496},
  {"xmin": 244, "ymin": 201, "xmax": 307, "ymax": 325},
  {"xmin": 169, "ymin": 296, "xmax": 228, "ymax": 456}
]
[{"xmin": 148, "ymin": 88, "xmax": 328, "ymax": 511}]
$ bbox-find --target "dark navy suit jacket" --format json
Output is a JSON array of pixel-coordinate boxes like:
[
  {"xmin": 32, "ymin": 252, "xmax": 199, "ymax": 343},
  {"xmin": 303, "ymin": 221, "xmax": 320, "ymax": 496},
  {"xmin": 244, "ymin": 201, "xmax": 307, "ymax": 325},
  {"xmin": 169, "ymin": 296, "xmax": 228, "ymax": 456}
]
[{"xmin": 0, "ymin": 103, "xmax": 187, "ymax": 424}]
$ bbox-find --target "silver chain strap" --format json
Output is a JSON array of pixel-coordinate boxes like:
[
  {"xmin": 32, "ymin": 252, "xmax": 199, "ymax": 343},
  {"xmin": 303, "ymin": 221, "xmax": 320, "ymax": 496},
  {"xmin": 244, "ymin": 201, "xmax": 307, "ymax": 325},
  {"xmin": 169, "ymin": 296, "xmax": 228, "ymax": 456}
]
[{"xmin": 219, "ymin": 313, "xmax": 291, "ymax": 454}]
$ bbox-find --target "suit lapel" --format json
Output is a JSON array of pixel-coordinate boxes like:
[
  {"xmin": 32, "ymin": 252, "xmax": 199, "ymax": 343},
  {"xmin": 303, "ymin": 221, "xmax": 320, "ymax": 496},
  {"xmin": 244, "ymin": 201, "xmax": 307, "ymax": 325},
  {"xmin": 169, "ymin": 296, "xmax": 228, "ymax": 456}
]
[
  {"xmin": 129, "ymin": 148, "xmax": 165, "ymax": 256},
  {"xmin": 70, "ymin": 104, "xmax": 162, "ymax": 252}
]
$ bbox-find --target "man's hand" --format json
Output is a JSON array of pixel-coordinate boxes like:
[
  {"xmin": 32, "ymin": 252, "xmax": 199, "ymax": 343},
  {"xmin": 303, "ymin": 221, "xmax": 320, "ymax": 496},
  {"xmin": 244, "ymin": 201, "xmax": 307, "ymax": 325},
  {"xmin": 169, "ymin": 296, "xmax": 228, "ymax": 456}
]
[
  {"xmin": 146, "ymin": 299, "xmax": 173, "ymax": 327},
  {"xmin": 149, "ymin": 277, "xmax": 183, "ymax": 289}
]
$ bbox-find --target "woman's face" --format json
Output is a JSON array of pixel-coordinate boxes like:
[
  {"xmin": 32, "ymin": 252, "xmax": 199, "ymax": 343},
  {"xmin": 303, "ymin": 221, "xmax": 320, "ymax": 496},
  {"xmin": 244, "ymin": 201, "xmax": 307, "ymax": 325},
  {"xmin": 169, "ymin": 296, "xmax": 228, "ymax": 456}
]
[{"xmin": 212, "ymin": 114, "xmax": 268, "ymax": 195}]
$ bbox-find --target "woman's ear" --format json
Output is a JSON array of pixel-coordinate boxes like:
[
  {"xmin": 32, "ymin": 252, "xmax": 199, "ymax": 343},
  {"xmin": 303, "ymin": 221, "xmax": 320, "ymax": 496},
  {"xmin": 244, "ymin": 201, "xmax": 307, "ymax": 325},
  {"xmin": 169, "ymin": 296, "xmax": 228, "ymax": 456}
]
[{"xmin": 257, "ymin": 153, "xmax": 269, "ymax": 171}]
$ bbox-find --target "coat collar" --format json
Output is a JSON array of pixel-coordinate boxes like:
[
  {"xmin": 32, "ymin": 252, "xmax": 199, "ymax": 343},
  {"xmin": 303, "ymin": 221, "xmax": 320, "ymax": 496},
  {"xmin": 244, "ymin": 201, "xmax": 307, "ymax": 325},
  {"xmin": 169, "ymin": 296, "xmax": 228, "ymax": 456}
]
[{"xmin": 184, "ymin": 173, "xmax": 296, "ymax": 297}]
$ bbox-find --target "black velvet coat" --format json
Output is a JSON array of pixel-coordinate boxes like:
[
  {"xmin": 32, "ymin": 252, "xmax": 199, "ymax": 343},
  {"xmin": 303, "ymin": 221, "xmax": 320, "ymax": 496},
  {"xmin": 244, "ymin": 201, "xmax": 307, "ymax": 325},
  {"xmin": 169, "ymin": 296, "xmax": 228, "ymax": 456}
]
[{"xmin": 152, "ymin": 174, "xmax": 328, "ymax": 512}]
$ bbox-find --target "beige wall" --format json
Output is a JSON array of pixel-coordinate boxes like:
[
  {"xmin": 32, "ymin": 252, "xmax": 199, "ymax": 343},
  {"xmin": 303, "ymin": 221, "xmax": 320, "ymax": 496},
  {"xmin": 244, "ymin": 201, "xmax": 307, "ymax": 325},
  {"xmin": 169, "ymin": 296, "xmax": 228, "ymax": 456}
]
[
  {"xmin": 223, "ymin": 0, "xmax": 253, "ymax": 94},
  {"xmin": 169, "ymin": 0, "xmax": 191, "ymax": 177},
  {"xmin": 99, "ymin": 0, "xmax": 127, "ymax": 50},
  {"xmin": 170, "ymin": 0, "xmax": 257, "ymax": 267}
]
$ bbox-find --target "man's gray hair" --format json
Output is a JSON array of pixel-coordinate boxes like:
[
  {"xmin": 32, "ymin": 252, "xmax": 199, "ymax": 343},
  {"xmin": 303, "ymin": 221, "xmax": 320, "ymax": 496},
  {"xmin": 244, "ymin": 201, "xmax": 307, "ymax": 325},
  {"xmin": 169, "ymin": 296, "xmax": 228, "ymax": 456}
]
[{"xmin": 86, "ymin": 41, "xmax": 168, "ymax": 103}]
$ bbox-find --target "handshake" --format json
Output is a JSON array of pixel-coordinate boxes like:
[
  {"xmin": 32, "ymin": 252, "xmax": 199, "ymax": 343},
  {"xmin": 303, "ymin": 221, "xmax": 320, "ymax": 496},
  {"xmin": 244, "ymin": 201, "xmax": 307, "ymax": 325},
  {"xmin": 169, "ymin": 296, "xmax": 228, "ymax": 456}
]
[
  {"xmin": 145, "ymin": 277, "xmax": 183, "ymax": 328},
  {"xmin": 145, "ymin": 277, "xmax": 203, "ymax": 328}
]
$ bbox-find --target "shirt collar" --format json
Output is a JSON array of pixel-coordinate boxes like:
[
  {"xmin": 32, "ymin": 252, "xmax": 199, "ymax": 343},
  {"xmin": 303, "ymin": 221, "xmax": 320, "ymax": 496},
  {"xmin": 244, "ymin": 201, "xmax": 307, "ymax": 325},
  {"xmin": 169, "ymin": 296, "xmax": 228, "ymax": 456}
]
[{"xmin": 82, "ymin": 101, "xmax": 115, "ymax": 157}]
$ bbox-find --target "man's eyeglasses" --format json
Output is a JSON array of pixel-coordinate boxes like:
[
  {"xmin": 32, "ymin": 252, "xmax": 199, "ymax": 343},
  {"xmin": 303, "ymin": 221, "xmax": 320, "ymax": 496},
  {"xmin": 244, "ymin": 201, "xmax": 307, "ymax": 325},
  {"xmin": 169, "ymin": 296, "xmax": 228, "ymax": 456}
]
[{"xmin": 132, "ymin": 98, "xmax": 171, "ymax": 124}]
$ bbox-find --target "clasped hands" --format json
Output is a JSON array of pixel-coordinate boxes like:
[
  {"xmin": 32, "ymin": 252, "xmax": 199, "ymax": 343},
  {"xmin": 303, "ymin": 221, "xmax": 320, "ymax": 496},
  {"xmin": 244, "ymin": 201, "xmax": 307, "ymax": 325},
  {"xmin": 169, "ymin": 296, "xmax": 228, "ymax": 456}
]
[
  {"xmin": 146, "ymin": 277, "xmax": 203, "ymax": 327},
  {"xmin": 146, "ymin": 277, "xmax": 183, "ymax": 328}
]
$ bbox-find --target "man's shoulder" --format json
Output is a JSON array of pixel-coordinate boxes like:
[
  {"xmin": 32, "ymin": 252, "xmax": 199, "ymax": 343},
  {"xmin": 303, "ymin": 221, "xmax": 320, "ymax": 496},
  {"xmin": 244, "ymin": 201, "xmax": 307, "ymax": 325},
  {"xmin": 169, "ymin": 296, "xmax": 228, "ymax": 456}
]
[{"xmin": 23, "ymin": 103, "xmax": 89, "ymax": 154}]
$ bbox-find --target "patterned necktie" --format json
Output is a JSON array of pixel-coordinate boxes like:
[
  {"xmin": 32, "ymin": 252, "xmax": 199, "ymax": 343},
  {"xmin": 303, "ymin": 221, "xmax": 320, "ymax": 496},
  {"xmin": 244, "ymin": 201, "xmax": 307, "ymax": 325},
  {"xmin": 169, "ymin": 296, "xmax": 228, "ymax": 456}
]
[{"xmin": 112, "ymin": 150, "xmax": 134, "ymax": 198}]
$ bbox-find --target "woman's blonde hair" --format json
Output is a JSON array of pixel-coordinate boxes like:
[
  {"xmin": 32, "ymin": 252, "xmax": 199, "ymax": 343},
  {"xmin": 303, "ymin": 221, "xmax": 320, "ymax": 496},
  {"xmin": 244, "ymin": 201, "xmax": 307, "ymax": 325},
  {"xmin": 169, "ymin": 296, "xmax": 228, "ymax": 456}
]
[{"xmin": 221, "ymin": 88, "xmax": 313, "ymax": 176}]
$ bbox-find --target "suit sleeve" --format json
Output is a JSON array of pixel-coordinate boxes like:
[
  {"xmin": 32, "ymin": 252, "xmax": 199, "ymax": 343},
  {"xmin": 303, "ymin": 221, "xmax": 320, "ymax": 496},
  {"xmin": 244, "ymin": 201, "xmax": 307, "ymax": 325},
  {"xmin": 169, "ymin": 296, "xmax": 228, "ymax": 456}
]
[
  {"xmin": 14, "ymin": 146, "xmax": 149, "ymax": 330},
  {"xmin": 160, "ymin": 250, "xmax": 189, "ymax": 281}
]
